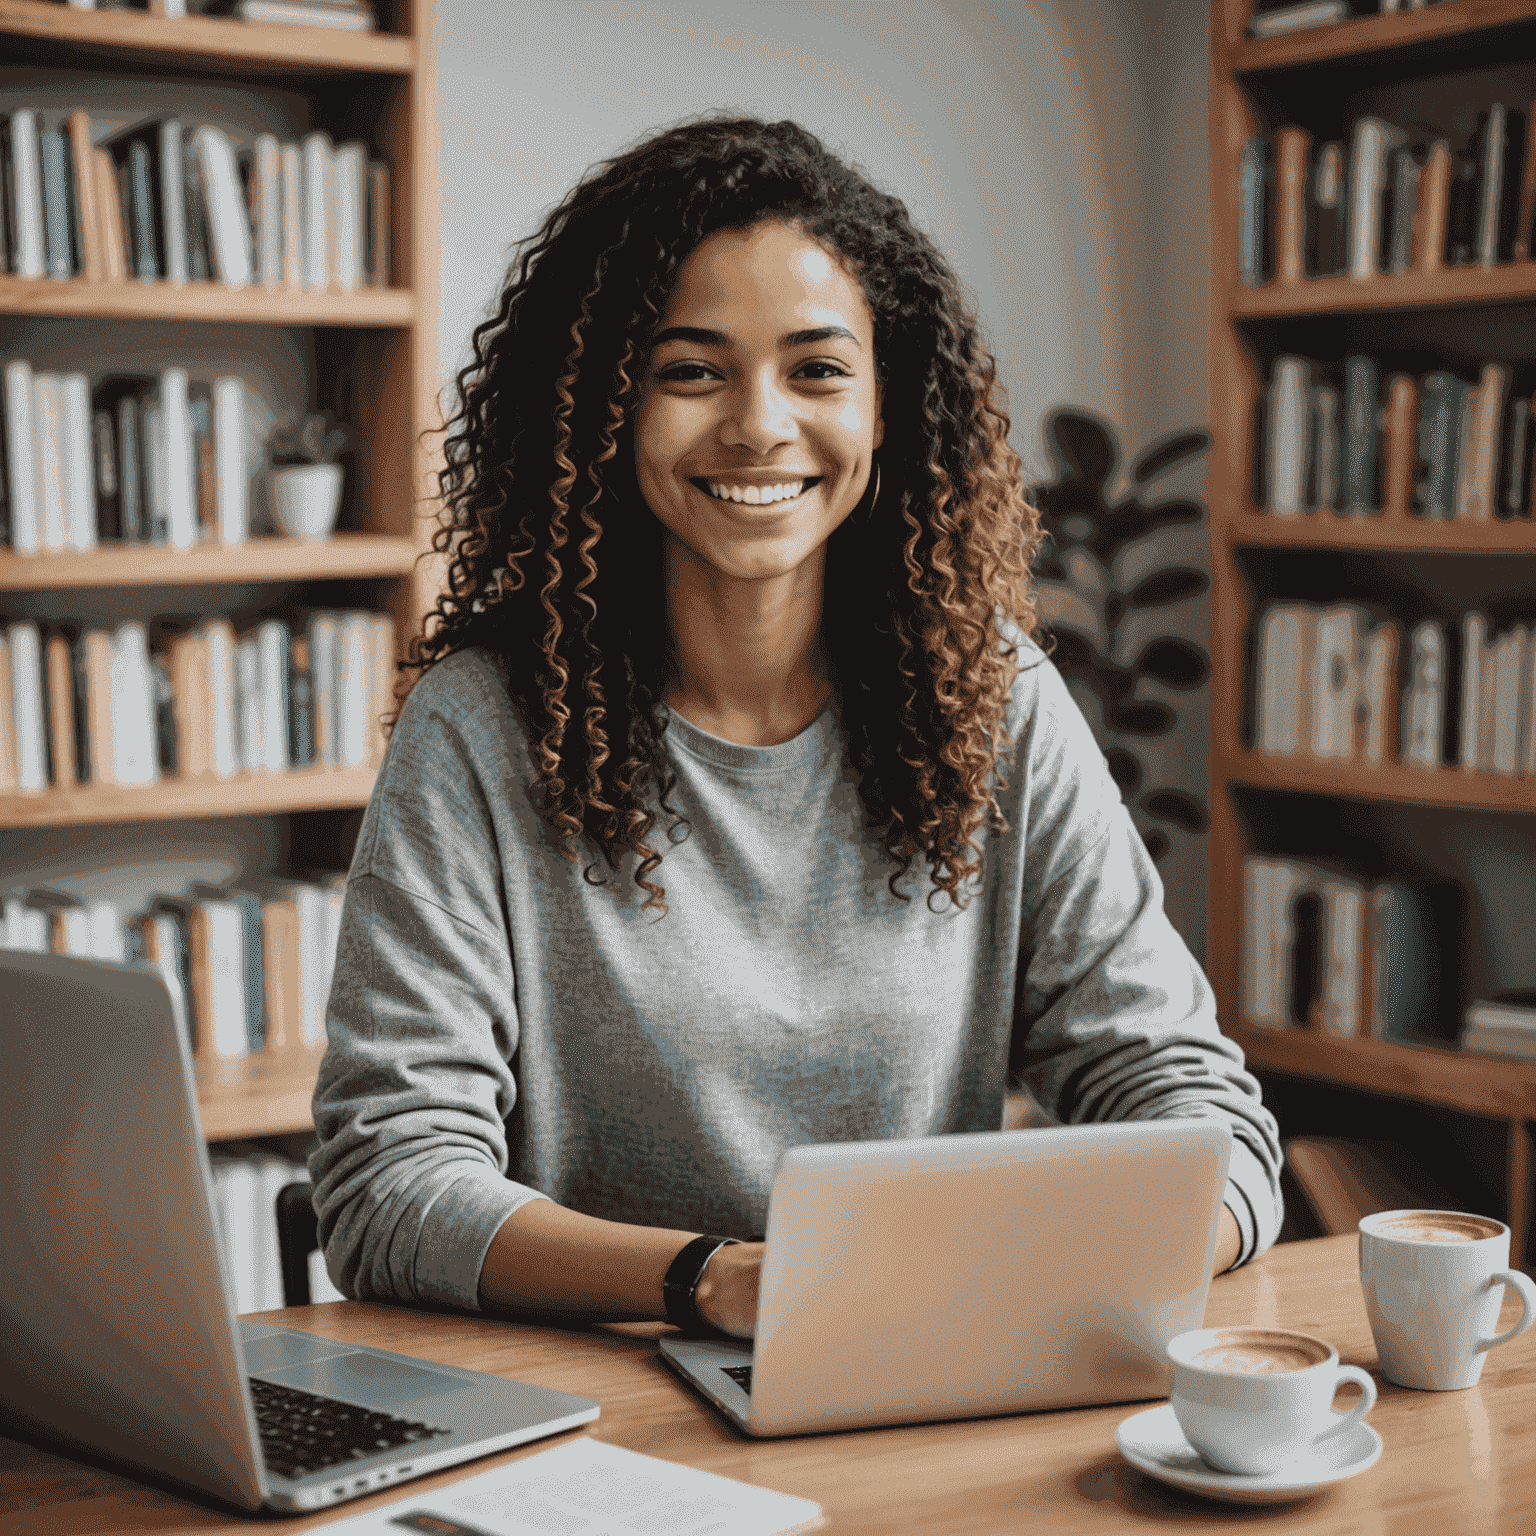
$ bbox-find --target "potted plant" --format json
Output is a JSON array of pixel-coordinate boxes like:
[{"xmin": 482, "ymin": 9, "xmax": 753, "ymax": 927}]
[{"xmin": 267, "ymin": 410, "xmax": 353, "ymax": 540}]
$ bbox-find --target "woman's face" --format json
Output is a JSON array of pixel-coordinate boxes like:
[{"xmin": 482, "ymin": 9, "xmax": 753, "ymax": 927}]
[{"xmin": 634, "ymin": 220, "xmax": 884, "ymax": 585}]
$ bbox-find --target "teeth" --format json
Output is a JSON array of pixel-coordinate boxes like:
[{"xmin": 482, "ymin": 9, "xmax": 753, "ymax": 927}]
[{"xmin": 706, "ymin": 479, "xmax": 805, "ymax": 504}]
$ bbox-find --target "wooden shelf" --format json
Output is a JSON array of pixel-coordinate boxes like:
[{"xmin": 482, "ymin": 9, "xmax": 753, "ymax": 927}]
[
  {"xmin": 1229, "ymin": 0, "xmax": 1536, "ymax": 74},
  {"xmin": 0, "ymin": 274, "xmax": 414, "ymax": 327},
  {"xmin": 1230, "ymin": 1022, "xmax": 1536, "ymax": 1119},
  {"xmin": 1227, "ymin": 263, "xmax": 1536, "ymax": 320},
  {"xmin": 1220, "ymin": 749, "xmax": 1536, "ymax": 812},
  {"xmin": 1219, "ymin": 508, "xmax": 1536, "ymax": 552},
  {"xmin": 0, "ymin": 764, "xmax": 377, "ymax": 829},
  {"xmin": 0, "ymin": 1, "xmax": 414, "ymax": 77},
  {"xmin": 198, "ymin": 1047, "xmax": 326, "ymax": 1142},
  {"xmin": 0, "ymin": 532, "xmax": 419, "ymax": 591}
]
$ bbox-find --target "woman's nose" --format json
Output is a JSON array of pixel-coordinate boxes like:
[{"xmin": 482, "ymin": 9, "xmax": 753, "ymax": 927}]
[{"xmin": 721, "ymin": 373, "xmax": 797, "ymax": 453}]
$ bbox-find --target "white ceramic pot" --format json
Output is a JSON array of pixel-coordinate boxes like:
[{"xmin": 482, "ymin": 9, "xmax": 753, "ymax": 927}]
[{"xmin": 270, "ymin": 462, "xmax": 344, "ymax": 541}]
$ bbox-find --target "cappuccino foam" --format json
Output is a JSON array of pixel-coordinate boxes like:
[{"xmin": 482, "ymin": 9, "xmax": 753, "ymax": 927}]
[
  {"xmin": 1376, "ymin": 1213, "xmax": 1501, "ymax": 1244},
  {"xmin": 1188, "ymin": 1329, "xmax": 1328, "ymax": 1375}
]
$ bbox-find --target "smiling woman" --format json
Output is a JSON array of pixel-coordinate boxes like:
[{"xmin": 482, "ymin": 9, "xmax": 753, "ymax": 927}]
[{"xmin": 308, "ymin": 116, "xmax": 1282, "ymax": 1343}]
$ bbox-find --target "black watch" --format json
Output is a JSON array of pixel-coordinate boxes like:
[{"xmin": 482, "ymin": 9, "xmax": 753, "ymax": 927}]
[{"xmin": 662, "ymin": 1234, "xmax": 740, "ymax": 1335}]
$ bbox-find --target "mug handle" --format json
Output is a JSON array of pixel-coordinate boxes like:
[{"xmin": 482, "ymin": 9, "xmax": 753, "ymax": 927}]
[
  {"xmin": 1313, "ymin": 1365, "xmax": 1376, "ymax": 1446},
  {"xmin": 1476, "ymin": 1269, "xmax": 1536, "ymax": 1352}
]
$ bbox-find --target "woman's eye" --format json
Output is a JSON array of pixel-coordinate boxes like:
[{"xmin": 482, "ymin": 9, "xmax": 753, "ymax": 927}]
[
  {"xmin": 794, "ymin": 361, "xmax": 851, "ymax": 381},
  {"xmin": 657, "ymin": 362, "xmax": 717, "ymax": 383}
]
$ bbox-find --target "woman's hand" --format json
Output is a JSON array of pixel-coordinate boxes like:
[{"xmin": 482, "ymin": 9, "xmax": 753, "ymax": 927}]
[{"xmin": 692, "ymin": 1240, "xmax": 764, "ymax": 1337}]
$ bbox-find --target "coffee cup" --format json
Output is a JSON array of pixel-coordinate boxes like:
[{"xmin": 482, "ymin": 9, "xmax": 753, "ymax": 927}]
[
  {"xmin": 1358, "ymin": 1209, "xmax": 1536, "ymax": 1391},
  {"xmin": 1165, "ymin": 1327, "xmax": 1376, "ymax": 1476}
]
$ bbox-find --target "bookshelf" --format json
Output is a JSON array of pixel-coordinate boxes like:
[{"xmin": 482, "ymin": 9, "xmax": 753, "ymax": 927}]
[
  {"xmin": 0, "ymin": 0, "xmax": 440, "ymax": 1141},
  {"xmin": 1208, "ymin": 0, "xmax": 1536, "ymax": 1268}
]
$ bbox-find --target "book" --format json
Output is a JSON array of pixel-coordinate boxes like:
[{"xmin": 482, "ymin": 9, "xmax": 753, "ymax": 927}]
[
  {"xmin": 1380, "ymin": 373, "xmax": 1416, "ymax": 520},
  {"xmin": 1446, "ymin": 125, "xmax": 1483, "ymax": 267},
  {"xmin": 6, "ymin": 621, "xmax": 47, "ymax": 792},
  {"xmin": 1341, "ymin": 355, "xmax": 1380, "ymax": 516},
  {"xmin": 91, "ymin": 145, "xmax": 128, "ymax": 283},
  {"xmin": 3, "ymin": 359, "xmax": 39, "ymax": 553},
  {"xmin": 335, "ymin": 610, "xmax": 372, "ymax": 767},
  {"xmin": 203, "ymin": 0, "xmax": 376, "ymax": 30},
  {"xmin": 0, "ymin": 631, "xmax": 15, "ymax": 792},
  {"xmin": 1455, "ymin": 362, "xmax": 1510, "ymax": 522},
  {"xmin": 1367, "ymin": 880, "xmax": 1463, "ymax": 1041},
  {"xmin": 1458, "ymin": 610, "xmax": 1487, "ymax": 771},
  {"xmin": 81, "ymin": 627, "xmax": 114, "ymax": 786},
  {"xmin": 1501, "ymin": 396, "xmax": 1532, "ymax": 518},
  {"xmin": 106, "ymin": 125, "xmax": 165, "ymax": 281},
  {"xmin": 1312, "ymin": 605, "xmax": 1361, "ymax": 759},
  {"xmin": 1309, "ymin": 382, "xmax": 1340, "ymax": 512},
  {"xmin": 1495, "ymin": 106, "xmax": 1528, "ymax": 264},
  {"xmin": 59, "ymin": 372, "xmax": 96, "ymax": 551},
  {"xmin": 1385, "ymin": 144, "xmax": 1419, "ymax": 275},
  {"xmin": 44, "ymin": 630, "xmax": 78, "ymax": 788},
  {"xmin": 1358, "ymin": 619, "xmax": 1401, "ymax": 765},
  {"xmin": 1319, "ymin": 875, "xmax": 1365, "ymax": 1039},
  {"xmin": 332, "ymin": 140, "xmax": 365, "ymax": 292},
  {"xmin": 1307, "ymin": 140, "xmax": 1347, "ymax": 278},
  {"xmin": 158, "ymin": 120, "xmax": 188, "ymax": 284},
  {"xmin": 259, "ymin": 894, "xmax": 302, "ymax": 1054},
  {"xmin": 182, "ymin": 135, "xmax": 214, "ymax": 283},
  {"xmin": 111, "ymin": 620, "xmax": 158, "ymax": 785},
  {"xmin": 1249, "ymin": 0, "xmax": 1346, "ymax": 38},
  {"xmin": 1347, "ymin": 117, "xmax": 1409, "ymax": 278},
  {"xmin": 301, "ymin": 131, "xmax": 332, "ymax": 291},
  {"xmin": 1414, "ymin": 371, "xmax": 1465, "ymax": 519},
  {"xmin": 308, "ymin": 611, "xmax": 338, "ymax": 764},
  {"xmin": 7, "ymin": 111, "xmax": 47, "ymax": 281},
  {"xmin": 32, "ymin": 372, "xmax": 70, "ymax": 551},
  {"xmin": 212, "ymin": 375, "xmax": 249, "ymax": 543},
  {"xmin": 201, "ymin": 615, "xmax": 238, "ymax": 779},
  {"xmin": 93, "ymin": 374, "xmax": 156, "ymax": 542},
  {"xmin": 1475, "ymin": 105, "xmax": 1507, "ymax": 269},
  {"xmin": 187, "ymin": 381, "xmax": 215, "ymax": 540},
  {"xmin": 1266, "ymin": 356, "xmax": 1311, "ymax": 516},
  {"xmin": 63, "ymin": 110, "xmax": 103, "ymax": 283},
  {"xmin": 365, "ymin": 158, "xmax": 389, "ymax": 286},
  {"xmin": 1237, "ymin": 135, "xmax": 1272, "ymax": 286},
  {"xmin": 1489, "ymin": 625, "xmax": 1525, "ymax": 777},
  {"xmin": 67, "ymin": 629, "xmax": 91, "ymax": 787},
  {"xmin": 1465, "ymin": 992, "xmax": 1536, "ymax": 1033},
  {"xmin": 280, "ymin": 141, "xmax": 302, "ymax": 289},
  {"xmin": 1273, "ymin": 126, "xmax": 1310, "ymax": 285},
  {"xmin": 1401, "ymin": 619, "xmax": 1445, "ymax": 768},
  {"xmin": 188, "ymin": 892, "xmax": 249, "ymax": 1061},
  {"xmin": 159, "ymin": 366, "xmax": 197, "ymax": 549},
  {"xmin": 1413, "ymin": 137, "xmax": 1452, "ymax": 273},
  {"xmin": 38, "ymin": 125, "xmax": 76, "ymax": 280},
  {"xmin": 192, "ymin": 124, "xmax": 254, "ymax": 289},
  {"xmin": 253, "ymin": 132, "xmax": 282, "ymax": 288},
  {"xmin": 89, "ymin": 395, "xmax": 121, "ymax": 541}
]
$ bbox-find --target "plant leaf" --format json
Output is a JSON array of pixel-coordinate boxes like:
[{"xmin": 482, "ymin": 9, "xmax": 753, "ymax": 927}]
[
  {"xmin": 1133, "ymin": 638, "xmax": 1210, "ymax": 691},
  {"xmin": 1141, "ymin": 789, "xmax": 1208, "ymax": 832},
  {"xmin": 1125, "ymin": 568, "xmax": 1209, "ymax": 610},
  {"xmin": 1132, "ymin": 430, "xmax": 1211, "ymax": 484},
  {"xmin": 1108, "ymin": 699, "xmax": 1176, "ymax": 735},
  {"xmin": 1044, "ymin": 408, "xmax": 1118, "ymax": 488}
]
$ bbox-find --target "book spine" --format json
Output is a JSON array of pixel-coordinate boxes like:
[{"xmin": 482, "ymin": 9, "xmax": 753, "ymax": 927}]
[
  {"xmin": 1380, "ymin": 373, "xmax": 1416, "ymax": 521},
  {"xmin": 160, "ymin": 367, "xmax": 196, "ymax": 549},
  {"xmin": 1348, "ymin": 118, "xmax": 1407, "ymax": 279},
  {"xmin": 112, "ymin": 621, "xmax": 158, "ymax": 784},
  {"xmin": 1386, "ymin": 146, "xmax": 1418, "ymax": 275},
  {"xmin": 126, "ymin": 136, "xmax": 161, "ymax": 279},
  {"xmin": 1311, "ymin": 384, "xmax": 1340, "ymax": 513},
  {"xmin": 1501, "ymin": 396, "xmax": 1532, "ymax": 518},
  {"xmin": 280, "ymin": 141, "xmax": 302, "ymax": 290},
  {"xmin": 287, "ymin": 634, "xmax": 315, "ymax": 768},
  {"xmin": 257, "ymin": 620, "xmax": 291, "ymax": 774},
  {"xmin": 255, "ymin": 133, "xmax": 281, "ymax": 288},
  {"xmin": 1415, "ymin": 372, "xmax": 1463, "ymax": 518},
  {"xmin": 1341, "ymin": 355, "xmax": 1380, "ymax": 516},
  {"xmin": 1237, "ymin": 135, "xmax": 1270, "ymax": 287},
  {"xmin": 1268, "ymin": 356, "xmax": 1310, "ymax": 517},
  {"xmin": 0, "ymin": 633, "xmax": 15, "ymax": 793},
  {"xmin": 60, "ymin": 373, "xmax": 96, "ymax": 551},
  {"xmin": 1476, "ymin": 104, "xmax": 1506, "ymax": 269},
  {"xmin": 68, "ymin": 630, "xmax": 90, "ymax": 787},
  {"xmin": 333, "ymin": 141, "xmax": 365, "ymax": 293},
  {"xmin": 64, "ymin": 111, "xmax": 103, "ymax": 282},
  {"xmin": 8, "ymin": 622, "xmax": 47, "ymax": 791},
  {"xmin": 193, "ymin": 125, "xmax": 254, "ymax": 289},
  {"xmin": 3, "ymin": 360, "xmax": 39, "ymax": 553},
  {"xmin": 44, "ymin": 631, "xmax": 77, "ymax": 788},
  {"xmin": 301, "ymin": 132, "xmax": 331, "ymax": 291},
  {"xmin": 159, "ymin": 120, "xmax": 187, "ymax": 284},
  {"xmin": 235, "ymin": 635, "xmax": 261, "ymax": 773},
  {"xmin": 83, "ymin": 627, "xmax": 115, "ymax": 785},
  {"xmin": 8, "ymin": 111, "xmax": 45, "ymax": 279},
  {"xmin": 1457, "ymin": 363, "xmax": 1509, "ymax": 522},
  {"xmin": 1459, "ymin": 611, "xmax": 1486, "ymax": 771},
  {"xmin": 1514, "ymin": 104, "xmax": 1536, "ymax": 262},
  {"xmin": 31, "ymin": 372, "xmax": 69, "ymax": 551},
  {"xmin": 1414, "ymin": 138, "xmax": 1451, "ymax": 274},
  {"xmin": 38, "ymin": 126, "xmax": 75, "ymax": 280},
  {"xmin": 205, "ymin": 618, "xmax": 237, "ymax": 779},
  {"xmin": 91, "ymin": 402, "xmax": 120, "ymax": 540},
  {"xmin": 212, "ymin": 376, "xmax": 248, "ymax": 544},
  {"xmin": 366, "ymin": 159, "xmax": 390, "ymax": 287}
]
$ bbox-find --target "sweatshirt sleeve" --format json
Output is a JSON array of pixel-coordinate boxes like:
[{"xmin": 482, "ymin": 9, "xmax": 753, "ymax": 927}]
[
  {"xmin": 1008, "ymin": 656, "xmax": 1284, "ymax": 1267},
  {"xmin": 309, "ymin": 658, "xmax": 549, "ymax": 1311}
]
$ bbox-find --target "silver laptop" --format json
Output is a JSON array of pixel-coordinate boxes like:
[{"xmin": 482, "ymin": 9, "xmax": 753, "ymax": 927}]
[
  {"xmin": 660, "ymin": 1119, "xmax": 1231, "ymax": 1436},
  {"xmin": 0, "ymin": 951, "xmax": 598, "ymax": 1514}
]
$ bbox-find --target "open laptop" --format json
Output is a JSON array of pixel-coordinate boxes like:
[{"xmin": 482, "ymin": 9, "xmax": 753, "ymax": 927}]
[
  {"xmin": 660, "ymin": 1119, "xmax": 1231, "ymax": 1436},
  {"xmin": 0, "ymin": 951, "xmax": 598, "ymax": 1514}
]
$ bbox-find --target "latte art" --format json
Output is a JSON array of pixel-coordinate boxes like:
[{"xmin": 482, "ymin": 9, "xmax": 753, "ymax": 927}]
[
  {"xmin": 1377, "ymin": 1213, "xmax": 1501, "ymax": 1244},
  {"xmin": 1190, "ymin": 1341, "xmax": 1319, "ymax": 1374}
]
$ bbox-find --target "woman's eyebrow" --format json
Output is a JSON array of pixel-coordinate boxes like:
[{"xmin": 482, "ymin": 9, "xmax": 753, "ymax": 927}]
[{"xmin": 649, "ymin": 324, "xmax": 861, "ymax": 349}]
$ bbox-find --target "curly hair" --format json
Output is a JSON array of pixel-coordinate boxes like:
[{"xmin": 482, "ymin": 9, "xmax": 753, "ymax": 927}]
[{"xmin": 410, "ymin": 114, "xmax": 1043, "ymax": 911}]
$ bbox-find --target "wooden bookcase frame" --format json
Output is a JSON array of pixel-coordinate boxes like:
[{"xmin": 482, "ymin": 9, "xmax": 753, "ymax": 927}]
[
  {"xmin": 1207, "ymin": 0, "xmax": 1536, "ymax": 1267},
  {"xmin": 0, "ymin": 0, "xmax": 441, "ymax": 1140}
]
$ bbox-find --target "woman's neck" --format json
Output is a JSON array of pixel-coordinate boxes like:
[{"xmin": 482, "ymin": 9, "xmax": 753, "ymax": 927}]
[{"xmin": 662, "ymin": 538, "xmax": 831, "ymax": 747}]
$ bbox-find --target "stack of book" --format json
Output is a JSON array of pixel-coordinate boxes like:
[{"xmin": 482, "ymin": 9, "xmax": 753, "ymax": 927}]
[
  {"xmin": 199, "ymin": 0, "xmax": 377, "ymax": 28},
  {"xmin": 0, "ymin": 608, "xmax": 395, "ymax": 793},
  {"xmin": 1243, "ymin": 855, "xmax": 1462, "ymax": 1040},
  {"xmin": 1249, "ymin": 0, "xmax": 1453, "ymax": 39},
  {"xmin": 1237, "ymin": 100, "xmax": 1535, "ymax": 285},
  {"xmin": 1, "ymin": 107, "xmax": 389, "ymax": 291},
  {"xmin": 1461, "ymin": 993, "xmax": 1536, "ymax": 1061},
  {"xmin": 2, "ymin": 362, "xmax": 252, "ymax": 552},
  {"xmin": 1257, "ymin": 354, "xmax": 1533, "ymax": 522},
  {"xmin": 1253, "ymin": 604, "xmax": 1536, "ymax": 775},
  {"xmin": 208, "ymin": 1147, "xmax": 344, "ymax": 1314},
  {"xmin": 0, "ymin": 869, "xmax": 347, "ymax": 1064}
]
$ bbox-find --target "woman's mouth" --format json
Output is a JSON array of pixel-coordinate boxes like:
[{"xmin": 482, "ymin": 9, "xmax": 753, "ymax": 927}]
[{"xmin": 689, "ymin": 476, "xmax": 822, "ymax": 506}]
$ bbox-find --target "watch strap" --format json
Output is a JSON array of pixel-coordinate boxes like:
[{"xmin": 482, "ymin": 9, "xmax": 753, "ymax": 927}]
[{"xmin": 662, "ymin": 1234, "xmax": 740, "ymax": 1334}]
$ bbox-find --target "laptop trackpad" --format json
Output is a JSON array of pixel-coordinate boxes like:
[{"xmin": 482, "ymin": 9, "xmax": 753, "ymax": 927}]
[
  {"xmin": 243, "ymin": 1331, "xmax": 354, "ymax": 1372},
  {"xmin": 258, "ymin": 1351, "xmax": 471, "ymax": 1408}
]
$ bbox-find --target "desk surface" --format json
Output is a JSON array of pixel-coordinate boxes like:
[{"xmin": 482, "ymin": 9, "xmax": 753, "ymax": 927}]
[{"xmin": 4, "ymin": 1233, "xmax": 1533, "ymax": 1534}]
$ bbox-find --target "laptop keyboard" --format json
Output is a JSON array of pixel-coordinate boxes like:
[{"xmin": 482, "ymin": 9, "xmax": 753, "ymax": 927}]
[
  {"xmin": 722, "ymin": 1364, "xmax": 753, "ymax": 1394},
  {"xmin": 249, "ymin": 1376, "xmax": 451, "ymax": 1481}
]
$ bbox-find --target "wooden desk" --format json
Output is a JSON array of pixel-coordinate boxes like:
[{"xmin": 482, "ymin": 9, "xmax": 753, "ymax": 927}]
[{"xmin": 4, "ymin": 1234, "xmax": 1533, "ymax": 1534}]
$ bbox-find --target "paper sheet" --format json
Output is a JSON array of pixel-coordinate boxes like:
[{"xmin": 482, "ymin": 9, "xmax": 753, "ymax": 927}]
[{"xmin": 312, "ymin": 1438, "xmax": 823, "ymax": 1536}]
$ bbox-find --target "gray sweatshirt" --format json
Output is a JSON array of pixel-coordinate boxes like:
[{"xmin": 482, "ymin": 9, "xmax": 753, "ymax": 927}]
[{"xmin": 310, "ymin": 643, "xmax": 1283, "ymax": 1311}]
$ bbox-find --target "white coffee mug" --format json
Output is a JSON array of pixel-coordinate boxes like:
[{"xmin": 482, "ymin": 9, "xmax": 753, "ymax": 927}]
[
  {"xmin": 1166, "ymin": 1327, "xmax": 1376, "ymax": 1476},
  {"xmin": 1359, "ymin": 1209, "xmax": 1536, "ymax": 1391}
]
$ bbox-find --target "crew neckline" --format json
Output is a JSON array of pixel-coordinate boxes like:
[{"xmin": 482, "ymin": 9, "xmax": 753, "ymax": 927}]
[{"xmin": 659, "ymin": 702, "xmax": 839, "ymax": 773}]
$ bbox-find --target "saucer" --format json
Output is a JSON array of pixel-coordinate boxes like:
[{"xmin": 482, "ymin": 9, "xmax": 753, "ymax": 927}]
[{"xmin": 1115, "ymin": 1404, "xmax": 1383, "ymax": 1505}]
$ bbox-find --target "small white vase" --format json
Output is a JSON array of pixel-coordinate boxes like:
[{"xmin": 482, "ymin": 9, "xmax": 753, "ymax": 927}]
[{"xmin": 270, "ymin": 462, "xmax": 344, "ymax": 541}]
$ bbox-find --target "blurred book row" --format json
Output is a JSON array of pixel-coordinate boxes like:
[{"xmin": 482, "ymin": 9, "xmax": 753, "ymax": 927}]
[
  {"xmin": 0, "ymin": 608, "xmax": 394, "ymax": 794},
  {"xmin": 2, "ymin": 361, "xmax": 258, "ymax": 552},
  {"xmin": 1462, "ymin": 993, "xmax": 1536, "ymax": 1061},
  {"xmin": 1256, "ymin": 355, "xmax": 1535, "ymax": 522},
  {"xmin": 1, "ymin": 871, "xmax": 345, "ymax": 1061},
  {"xmin": 208, "ymin": 1149, "xmax": 344, "ymax": 1317},
  {"xmin": 1252, "ymin": 604, "xmax": 1536, "ymax": 775},
  {"xmin": 1248, "ymin": 0, "xmax": 1454, "ymax": 40},
  {"xmin": 45, "ymin": 1, "xmax": 376, "ymax": 29},
  {"xmin": 1, "ymin": 107, "xmax": 389, "ymax": 290},
  {"xmin": 1242, "ymin": 856, "xmax": 1461, "ymax": 1039},
  {"xmin": 1237, "ymin": 100, "xmax": 1534, "ymax": 285}
]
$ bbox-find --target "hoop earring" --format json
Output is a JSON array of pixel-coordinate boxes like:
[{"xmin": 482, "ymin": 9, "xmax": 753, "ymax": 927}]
[{"xmin": 862, "ymin": 461, "xmax": 881, "ymax": 520}]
